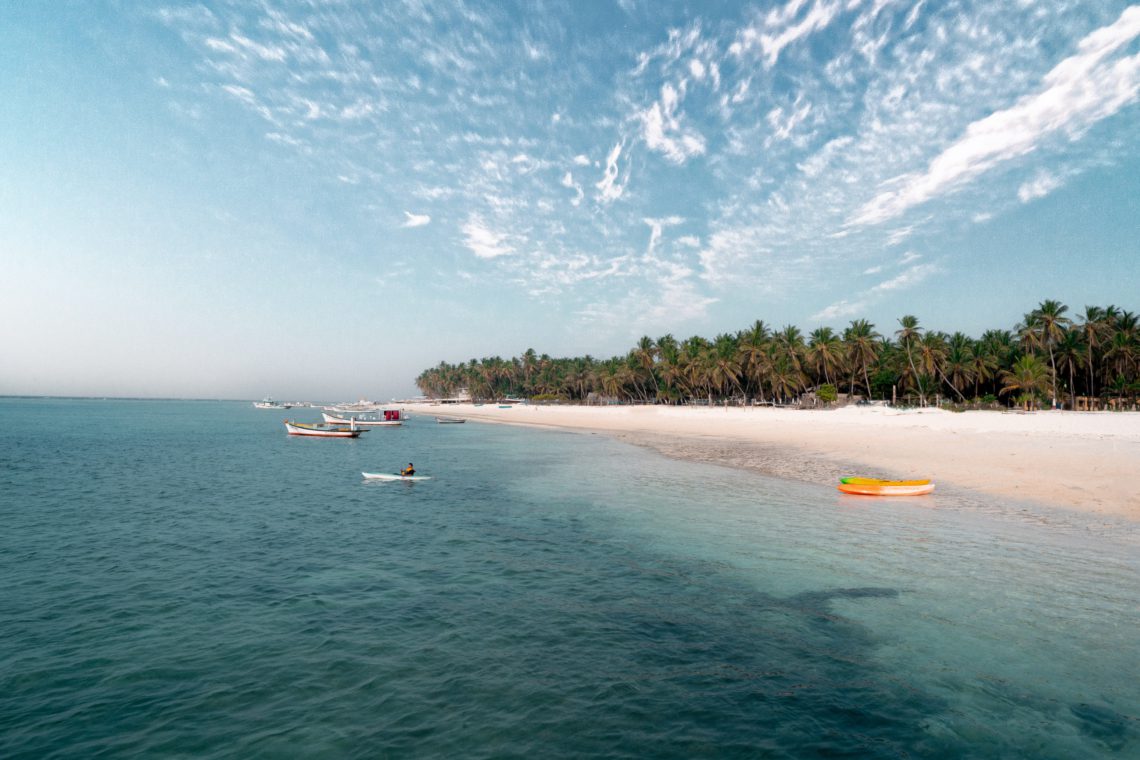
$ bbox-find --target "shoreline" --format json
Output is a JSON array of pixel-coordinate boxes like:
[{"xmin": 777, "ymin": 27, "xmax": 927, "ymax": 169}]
[{"xmin": 416, "ymin": 403, "xmax": 1140, "ymax": 521}]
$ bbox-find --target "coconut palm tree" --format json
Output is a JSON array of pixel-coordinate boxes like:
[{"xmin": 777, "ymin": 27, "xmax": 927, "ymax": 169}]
[
  {"xmin": 1000, "ymin": 355, "xmax": 1053, "ymax": 410},
  {"xmin": 942, "ymin": 332, "xmax": 976, "ymax": 402},
  {"xmin": 773, "ymin": 325, "xmax": 806, "ymax": 379},
  {"xmin": 1053, "ymin": 329, "xmax": 1085, "ymax": 409},
  {"xmin": 1077, "ymin": 306, "xmax": 1109, "ymax": 401},
  {"xmin": 768, "ymin": 354, "xmax": 805, "ymax": 404},
  {"xmin": 807, "ymin": 326, "xmax": 844, "ymax": 388},
  {"xmin": 844, "ymin": 319, "xmax": 880, "ymax": 400},
  {"xmin": 707, "ymin": 333, "xmax": 744, "ymax": 402},
  {"xmin": 895, "ymin": 315, "xmax": 926, "ymax": 405},
  {"xmin": 632, "ymin": 336, "xmax": 659, "ymax": 402},
  {"xmin": 655, "ymin": 334, "xmax": 684, "ymax": 403},
  {"xmin": 1037, "ymin": 299, "xmax": 1071, "ymax": 405},
  {"xmin": 737, "ymin": 320, "xmax": 771, "ymax": 403}
]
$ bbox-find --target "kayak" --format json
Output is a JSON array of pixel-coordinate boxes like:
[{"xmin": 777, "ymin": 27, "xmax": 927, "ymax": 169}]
[
  {"xmin": 362, "ymin": 472, "xmax": 432, "ymax": 481},
  {"xmin": 841, "ymin": 477, "xmax": 931, "ymax": 486},
  {"xmin": 838, "ymin": 482, "xmax": 934, "ymax": 496}
]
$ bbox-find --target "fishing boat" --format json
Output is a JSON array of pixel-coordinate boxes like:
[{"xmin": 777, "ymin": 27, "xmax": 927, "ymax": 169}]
[
  {"xmin": 435, "ymin": 416, "xmax": 466, "ymax": 424},
  {"xmin": 322, "ymin": 410, "xmax": 403, "ymax": 426},
  {"xmin": 254, "ymin": 397, "xmax": 291, "ymax": 409},
  {"xmin": 838, "ymin": 478, "xmax": 934, "ymax": 496},
  {"xmin": 362, "ymin": 472, "xmax": 432, "ymax": 481},
  {"xmin": 284, "ymin": 420, "xmax": 366, "ymax": 438}
]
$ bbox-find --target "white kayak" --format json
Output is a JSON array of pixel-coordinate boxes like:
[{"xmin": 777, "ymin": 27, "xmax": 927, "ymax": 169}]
[{"xmin": 362, "ymin": 472, "xmax": 432, "ymax": 481}]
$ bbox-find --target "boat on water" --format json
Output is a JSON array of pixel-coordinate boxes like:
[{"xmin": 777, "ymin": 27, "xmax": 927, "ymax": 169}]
[
  {"xmin": 362, "ymin": 472, "xmax": 432, "ymax": 481},
  {"xmin": 435, "ymin": 416, "xmax": 466, "ymax": 424},
  {"xmin": 284, "ymin": 420, "xmax": 366, "ymax": 438},
  {"xmin": 838, "ymin": 477, "xmax": 934, "ymax": 496},
  {"xmin": 254, "ymin": 397, "xmax": 291, "ymax": 409},
  {"xmin": 322, "ymin": 410, "xmax": 403, "ymax": 426}
]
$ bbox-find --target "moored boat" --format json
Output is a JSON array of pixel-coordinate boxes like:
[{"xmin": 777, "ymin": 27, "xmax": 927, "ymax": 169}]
[
  {"xmin": 435, "ymin": 416, "xmax": 466, "ymax": 424},
  {"xmin": 285, "ymin": 420, "xmax": 366, "ymax": 438},
  {"xmin": 254, "ymin": 397, "xmax": 291, "ymax": 409},
  {"xmin": 322, "ymin": 410, "xmax": 402, "ymax": 426}
]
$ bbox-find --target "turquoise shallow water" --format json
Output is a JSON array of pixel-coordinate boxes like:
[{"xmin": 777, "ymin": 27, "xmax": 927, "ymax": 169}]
[{"xmin": 1, "ymin": 398, "xmax": 1137, "ymax": 758}]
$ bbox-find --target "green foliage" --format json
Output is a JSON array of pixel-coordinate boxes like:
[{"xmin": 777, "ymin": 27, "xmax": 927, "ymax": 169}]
[{"xmin": 413, "ymin": 301, "xmax": 1138, "ymax": 410}]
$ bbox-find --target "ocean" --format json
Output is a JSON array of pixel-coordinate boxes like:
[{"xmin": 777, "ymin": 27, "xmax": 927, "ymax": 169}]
[{"xmin": 1, "ymin": 398, "xmax": 1137, "ymax": 758}]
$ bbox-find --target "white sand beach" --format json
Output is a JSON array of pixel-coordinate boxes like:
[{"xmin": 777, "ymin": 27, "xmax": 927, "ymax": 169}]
[{"xmin": 418, "ymin": 404, "xmax": 1140, "ymax": 520}]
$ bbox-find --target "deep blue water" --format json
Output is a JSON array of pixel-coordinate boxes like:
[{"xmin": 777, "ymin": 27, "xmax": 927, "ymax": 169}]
[{"xmin": 1, "ymin": 398, "xmax": 1137, "ymax": 758}]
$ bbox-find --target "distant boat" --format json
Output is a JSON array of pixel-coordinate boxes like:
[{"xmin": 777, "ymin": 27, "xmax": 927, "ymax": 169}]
[
  {"xmin": 322, "ymin": 410, "xmax": 402, "ymax": 426},
  {"xmin": 435, "ymin": 416, "xmax": 466, "ymax": 424},
  {"xmin": 254, "ymin": 397, "xmax": 291, "ymax": 409},
  {"xmin": 284, "ymin": 420, "xmax": 365, "ymax": 438}
]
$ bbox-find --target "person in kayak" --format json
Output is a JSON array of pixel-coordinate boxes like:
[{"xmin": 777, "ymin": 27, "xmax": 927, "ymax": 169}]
[{"xmin": 401, "ymin": 463, "xmax": 415, "ymax": 476}]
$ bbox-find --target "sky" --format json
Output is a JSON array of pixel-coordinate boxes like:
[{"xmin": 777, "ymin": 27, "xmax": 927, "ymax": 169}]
[{"xmin": 2, "ymin": 1, "xmax": 1138, "ymax": 401}]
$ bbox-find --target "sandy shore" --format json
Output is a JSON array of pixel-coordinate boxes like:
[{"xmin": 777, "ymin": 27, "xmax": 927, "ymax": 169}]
[{"xmin": 416, "ymin": 403, "xmax": 1140, "ymax": 520}]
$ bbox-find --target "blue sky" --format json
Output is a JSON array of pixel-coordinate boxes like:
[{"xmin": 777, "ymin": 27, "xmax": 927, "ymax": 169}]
[{"xmin": 2, "ymin": 1, "xmax": 1138, "ymax": 400}]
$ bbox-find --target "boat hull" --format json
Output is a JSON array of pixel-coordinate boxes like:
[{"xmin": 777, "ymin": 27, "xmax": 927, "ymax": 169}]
[
  {"xmin": 285, "ymin": 421, "xmax": 363, "ymax": 438},
  {"xmin": 362, "ymin": 472, "xmax": 432, "ymax": 481},
  {"xmin": 322, "ymin": 412, "xmax": 401, "ymax": 426}
]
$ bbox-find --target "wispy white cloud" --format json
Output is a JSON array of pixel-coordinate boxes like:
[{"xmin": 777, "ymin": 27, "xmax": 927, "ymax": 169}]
[
  {"xmin": 1017, "ymin": 170, "xmax": 1063, "ymax": 203},
  {"xmin": 850, "ymin": 6, "xmax": 1140, "ymax": 226},
  {"xmin": 595, "ymin": 141, "xmax": 627, "ymax": 203},
  {"xmin": 640, "ymin": 83, "xmax": 706, "ymax": 164},
  {"xmin": 561, "ymin": 171, "xmax": 584, "ymax": 206},
  {"xmin": 730, "ymin": 0, "xmax": 846, "ymax": 67},
  {"xmin": 402, "ymin": 211, "xmax": 431, "ymax": 228},
  {"xmin": 461, "ymin": 215, "xmax": 513, "ymax": 259},
  {"xmin": 812, "ymin": 261, "xmax": 941, "ymax": 321}
]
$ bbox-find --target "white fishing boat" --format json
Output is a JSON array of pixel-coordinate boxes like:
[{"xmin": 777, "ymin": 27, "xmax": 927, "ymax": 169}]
[
  {"xmin": 322, "ymin": 410, "xmax": 403, "ymax": 426},
  {"xmin": 435, "ymin": 416, "xmax": 466, "ymax": 424},
  {"xmin": 254, "ymin": 397, "xmax": 291, "ymax": 409},
  {"xmin": 284, "ymin": 420, "xmax": 365, "ymax": 438}
]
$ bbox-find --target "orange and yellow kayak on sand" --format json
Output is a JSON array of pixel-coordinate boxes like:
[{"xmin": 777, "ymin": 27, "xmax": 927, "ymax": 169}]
[{"xmin": 838, "ymin": 477, "xmax": 934, "ymax": 496}]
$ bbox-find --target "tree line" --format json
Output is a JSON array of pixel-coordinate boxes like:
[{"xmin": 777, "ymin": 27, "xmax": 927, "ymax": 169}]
[{"xmin": 415, "ymin": 301, "xmax": 1139, "ymax": 410}]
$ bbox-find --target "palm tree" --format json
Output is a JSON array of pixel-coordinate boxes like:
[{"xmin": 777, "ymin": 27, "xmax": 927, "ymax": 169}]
[
  {"xmin": 1103, "ymin": 313, "xmax": 1138, "ymax": 392},
  {"xmin": 633, "ymin": 336, "xmax": 659, "ymax": 402},
  {"xmin": 1030, "ymin": 298, "xmax": 1071, "ymax": 407},
  {"xmin": 1053, "ymin": 329, "xmax": 1085, "ymax": 409},
  {"xmin": 773, "ymin": 325, "xmax": 806, "ymax": 377},
  {"xmin": 916, "ymin": 331, "xmax": 966, "ymax": 402},
  {"xmin": 895, "ymin": 315, "xmax": 926, "ymax": 405},
  {"xmin": 1077, "ymin": 306, "xmax": 1108, "ymax": 401},
  {"xmin": 844, "ymin": 319, "xmax": 880, "ymax": 400},
  {"xmin": 655, "ymin": 334, "xmax": 684, "ymax": 403},
  {"xmin": 999, "ymin": 355, "xmax": 1053, "ymax": 411},
  {"xmin": 942, "ymin": 332, "xmax": 976, "ymax": 402},
  {"xmin": 708, "ymin": 333, "xmax": 744, "ymax": 402},
  {"xmin": 807, "ymin": 326, "xmax": 844, "ymax": 388},
  {"xmin": 737, "ymin": 320, "xmax": 771, "ymax": 403},
  {"xmin": 768, "ymin": 354, "xmax": 805, "ymax": 404}
]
